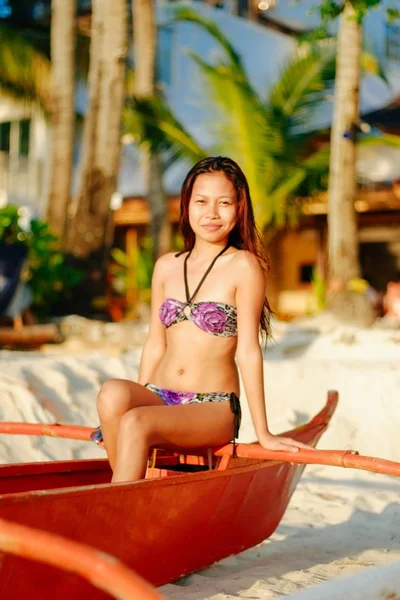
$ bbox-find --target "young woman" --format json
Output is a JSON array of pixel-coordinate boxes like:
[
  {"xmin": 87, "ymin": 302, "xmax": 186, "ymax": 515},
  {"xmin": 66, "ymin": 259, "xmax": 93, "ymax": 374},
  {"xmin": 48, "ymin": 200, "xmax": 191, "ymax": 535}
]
[{"xmin": 94, "ymin": 156, "xmax": 310, "ymax": 483}]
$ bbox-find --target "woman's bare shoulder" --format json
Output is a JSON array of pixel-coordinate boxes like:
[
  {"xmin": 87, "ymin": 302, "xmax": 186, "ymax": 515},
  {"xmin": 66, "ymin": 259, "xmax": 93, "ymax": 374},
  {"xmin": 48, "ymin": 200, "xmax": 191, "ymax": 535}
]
[
  {"xmin": 156, "ymin": 251, "xmax": 181, "ymax": 266},
  {"xmin": 231, "ymin": 250, "xmax": 265, "ymax": 277},
  {"xmin": 153, "ymin": 252, "xmax": 182, "ymax": 280}
]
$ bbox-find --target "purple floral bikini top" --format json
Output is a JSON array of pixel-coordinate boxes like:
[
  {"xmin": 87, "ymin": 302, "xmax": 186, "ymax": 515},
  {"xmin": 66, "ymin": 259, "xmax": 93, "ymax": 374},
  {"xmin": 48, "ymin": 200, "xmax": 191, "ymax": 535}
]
[{"xmin": 159, "ymin": 244, "xmax": 238, "ymax": 338}]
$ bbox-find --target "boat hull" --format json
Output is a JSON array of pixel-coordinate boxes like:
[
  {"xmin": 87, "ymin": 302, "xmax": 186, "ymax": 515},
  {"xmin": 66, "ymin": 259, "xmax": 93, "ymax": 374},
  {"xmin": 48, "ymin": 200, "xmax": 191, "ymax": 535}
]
[{"xmin": 0, "ymin": 395, "xmax": 336, "ymax": 599}]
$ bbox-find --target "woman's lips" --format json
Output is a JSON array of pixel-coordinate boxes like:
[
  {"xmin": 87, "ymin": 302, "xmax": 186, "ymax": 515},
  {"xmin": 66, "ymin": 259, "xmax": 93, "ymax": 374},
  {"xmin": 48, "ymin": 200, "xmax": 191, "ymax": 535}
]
[{"xmin": 202, "ymin": 224, "xmax": 222, "ymax": 231}]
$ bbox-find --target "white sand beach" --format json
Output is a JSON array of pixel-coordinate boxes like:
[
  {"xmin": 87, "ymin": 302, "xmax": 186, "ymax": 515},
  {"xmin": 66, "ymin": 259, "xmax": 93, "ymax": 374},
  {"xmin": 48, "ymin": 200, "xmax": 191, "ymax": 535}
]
[{"xmin": 0, "ymin": 316, "xmax": 399, "ymax": 598}]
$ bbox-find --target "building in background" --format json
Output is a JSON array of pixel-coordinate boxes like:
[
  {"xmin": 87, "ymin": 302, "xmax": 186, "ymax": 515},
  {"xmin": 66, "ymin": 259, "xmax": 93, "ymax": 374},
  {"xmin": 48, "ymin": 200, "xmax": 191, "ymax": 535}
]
[{"xmin": 1, "ymin": 0, "xmax": 400, "ymax": 317}]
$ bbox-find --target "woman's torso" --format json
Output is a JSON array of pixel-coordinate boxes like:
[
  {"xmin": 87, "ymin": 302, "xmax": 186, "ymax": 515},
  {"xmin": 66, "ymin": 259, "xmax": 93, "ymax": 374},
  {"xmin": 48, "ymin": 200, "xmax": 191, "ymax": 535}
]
[{"xmin": 151, "ymin": 249, "xmax": 240, "ymax": 394}]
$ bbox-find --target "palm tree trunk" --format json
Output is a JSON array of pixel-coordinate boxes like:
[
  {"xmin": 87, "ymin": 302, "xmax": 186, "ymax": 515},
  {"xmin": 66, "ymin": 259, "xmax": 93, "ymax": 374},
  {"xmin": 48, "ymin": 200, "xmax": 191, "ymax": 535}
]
[
  {"xmin": 66, "ymin": 0, "xmax": 127, "ymax": 258},
  {"xmin": 46, "ymin": 0, "xmax": 75, "ymax": 243},
  {"xmin": 132, "ymin": 0, "xmax": 170, "ymax": 260},
  {"xmin": 147, "ymin": 153, "xmax": 171, "ymax": 259},
  {"xmin": 327, "ymin": 2, "xmax": 362, "ymax": 284}
]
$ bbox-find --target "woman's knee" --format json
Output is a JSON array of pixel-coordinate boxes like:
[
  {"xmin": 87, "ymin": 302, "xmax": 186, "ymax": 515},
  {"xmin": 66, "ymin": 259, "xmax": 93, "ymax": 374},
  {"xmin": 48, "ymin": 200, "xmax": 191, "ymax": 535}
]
[
  {"xmin": 97, "ymin": 379, "xmax": 132, "ymax": 418},
  {"xmin": 119, "ymin": 407, "xmax": 153, "ymax": 444}
]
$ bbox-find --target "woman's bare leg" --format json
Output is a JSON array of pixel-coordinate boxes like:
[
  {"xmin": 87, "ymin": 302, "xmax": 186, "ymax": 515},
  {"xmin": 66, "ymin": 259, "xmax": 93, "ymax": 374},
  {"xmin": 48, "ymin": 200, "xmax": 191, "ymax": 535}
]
[
  {"xmin": 96, "ymin": 379, "xmax": 164, "ymax": 470},
  {"xmin": 112, "ymin": 401, "xmax": 235, "ymax": 483}
]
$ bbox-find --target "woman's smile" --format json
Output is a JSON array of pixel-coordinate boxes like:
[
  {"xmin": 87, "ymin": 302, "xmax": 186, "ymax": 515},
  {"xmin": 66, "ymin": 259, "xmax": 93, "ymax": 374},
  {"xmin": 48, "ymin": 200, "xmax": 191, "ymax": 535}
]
[{"xmin": 202, "ymin": 224, "xmax": 222, "ymax": 232}]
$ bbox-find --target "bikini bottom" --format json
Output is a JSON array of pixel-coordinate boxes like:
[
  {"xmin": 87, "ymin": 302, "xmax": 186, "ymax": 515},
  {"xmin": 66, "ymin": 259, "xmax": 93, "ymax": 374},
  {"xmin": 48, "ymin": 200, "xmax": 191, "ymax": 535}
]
[
  {"xmin": 90, "ymin": 383, "xmax": 241, "ymax": 444},
  {"xmin": 144, "ymin": 383, "xmax": 241, "ymax": 440}
]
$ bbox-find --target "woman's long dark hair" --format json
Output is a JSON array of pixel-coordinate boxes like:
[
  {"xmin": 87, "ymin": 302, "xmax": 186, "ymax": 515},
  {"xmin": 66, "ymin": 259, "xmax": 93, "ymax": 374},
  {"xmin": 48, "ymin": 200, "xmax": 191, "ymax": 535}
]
[{"xmin": 179, "ymin": 156, "xmax": 272, "ymax": 343}]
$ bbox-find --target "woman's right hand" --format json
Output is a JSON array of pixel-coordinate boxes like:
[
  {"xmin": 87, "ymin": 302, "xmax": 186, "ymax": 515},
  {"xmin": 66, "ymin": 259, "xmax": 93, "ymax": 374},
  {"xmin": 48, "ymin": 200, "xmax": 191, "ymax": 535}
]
[{"xmin": 258, "ymin": 432, "xmax": 315, "ymax": 454}]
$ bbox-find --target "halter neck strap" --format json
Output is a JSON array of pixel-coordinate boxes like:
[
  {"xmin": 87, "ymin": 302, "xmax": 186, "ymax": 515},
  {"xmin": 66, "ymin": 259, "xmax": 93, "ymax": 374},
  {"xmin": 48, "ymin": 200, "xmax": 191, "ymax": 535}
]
[{"xmin": 184, "ymin": 244, "xmax": 230, "ymax": 304}]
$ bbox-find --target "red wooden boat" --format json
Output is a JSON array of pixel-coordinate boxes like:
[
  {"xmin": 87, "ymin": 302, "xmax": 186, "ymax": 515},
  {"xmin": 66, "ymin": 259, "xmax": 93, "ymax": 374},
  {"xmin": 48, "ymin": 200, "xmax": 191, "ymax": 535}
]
[
  {"xmin": 0, "ymin": 517, "xmax": 163, "ymax": 600},
  {"xmin": 0, "ymin": 390, "xmax": 399, "ymax": 600}
]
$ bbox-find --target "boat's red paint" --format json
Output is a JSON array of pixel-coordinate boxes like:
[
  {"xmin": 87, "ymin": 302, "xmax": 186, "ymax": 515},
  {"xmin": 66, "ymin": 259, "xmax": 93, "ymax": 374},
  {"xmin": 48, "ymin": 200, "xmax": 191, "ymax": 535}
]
[
  {"xmin": 0, "ymin": 393, "xmax": 338, "ymax": 599},
  {"xmin": 0, "ymin": 517, "xmax": 163, "ymax": 600}
]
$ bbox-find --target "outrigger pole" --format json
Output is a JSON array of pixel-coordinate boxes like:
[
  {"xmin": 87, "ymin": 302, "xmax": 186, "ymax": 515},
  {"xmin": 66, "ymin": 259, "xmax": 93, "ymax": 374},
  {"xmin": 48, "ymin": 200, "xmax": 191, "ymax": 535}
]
[{"xmin": 0, "ymin": 517, "xmax": 163, "ymax": 600}]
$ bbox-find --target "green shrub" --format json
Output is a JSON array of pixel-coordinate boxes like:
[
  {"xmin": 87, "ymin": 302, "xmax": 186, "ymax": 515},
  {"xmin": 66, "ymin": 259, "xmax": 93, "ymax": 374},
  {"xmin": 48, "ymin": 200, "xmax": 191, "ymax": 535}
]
[
  {"xmin": 311, "ymin": 266, "xmax": 326, "ymax": 311},
  {"xmin": 0, "ymin": 204, "xmax": 83, "ymax": 316},
  {"xmin": 109, "ymin": 237, "xmax": 153, "ymax": 295}
]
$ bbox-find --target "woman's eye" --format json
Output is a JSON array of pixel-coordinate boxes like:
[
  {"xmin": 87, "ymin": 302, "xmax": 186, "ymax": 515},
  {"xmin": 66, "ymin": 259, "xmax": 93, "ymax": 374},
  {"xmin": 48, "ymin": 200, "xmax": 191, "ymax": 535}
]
[{"xmin": 196, "ymin": 199, "xmax": 205, "ymax": 204}]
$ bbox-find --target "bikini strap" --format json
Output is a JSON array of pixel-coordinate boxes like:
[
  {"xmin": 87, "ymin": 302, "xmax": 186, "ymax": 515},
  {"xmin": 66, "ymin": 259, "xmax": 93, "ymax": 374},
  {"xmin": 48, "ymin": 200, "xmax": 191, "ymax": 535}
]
[{"xmin": 184, "ymin": 243, "xmax": 230, "ymax": 303}]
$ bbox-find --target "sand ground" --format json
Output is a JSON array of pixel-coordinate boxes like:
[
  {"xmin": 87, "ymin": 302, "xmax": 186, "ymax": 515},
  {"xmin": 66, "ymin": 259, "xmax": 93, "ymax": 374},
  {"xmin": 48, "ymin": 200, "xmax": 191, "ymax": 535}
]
[{"xmin": 0, "ymin": 316, "xmax": 399, "ymax": 598}]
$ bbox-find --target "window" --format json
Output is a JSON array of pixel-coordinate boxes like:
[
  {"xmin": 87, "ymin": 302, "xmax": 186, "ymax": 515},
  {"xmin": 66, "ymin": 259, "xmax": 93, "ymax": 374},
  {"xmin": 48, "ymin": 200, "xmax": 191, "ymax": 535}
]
[
  {"xmin": 0, "ymin": 122, "xmax": 10, "ymax": 153},
  {"xmin": 386, "ymin": 22, "xmax": 400, "ymax": 61},
  {"xmin": 299, "ymin": 264, "xmax": 314, "ymax": 284},
  {"xmin": 19, "ymin": 120, "xmax": 30, "ymax": 156},
  {"xmin": 0, "ymin": 120, "xmax": 31, "ymax": 155}
]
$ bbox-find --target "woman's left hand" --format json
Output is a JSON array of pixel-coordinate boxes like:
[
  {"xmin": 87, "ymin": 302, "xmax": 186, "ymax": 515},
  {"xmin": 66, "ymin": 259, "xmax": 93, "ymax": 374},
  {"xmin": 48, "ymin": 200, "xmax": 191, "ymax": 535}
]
[{"xmin": 258, "ymin": 432, "xmax": 315, "ymax": 454}]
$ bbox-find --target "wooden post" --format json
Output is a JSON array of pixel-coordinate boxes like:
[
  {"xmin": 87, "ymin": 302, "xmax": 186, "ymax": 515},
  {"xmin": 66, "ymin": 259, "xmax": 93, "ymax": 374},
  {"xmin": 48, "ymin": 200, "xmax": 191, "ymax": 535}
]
[{"xmin": 126, "ymin": 227, "xmax": 138, "ymax": 316}]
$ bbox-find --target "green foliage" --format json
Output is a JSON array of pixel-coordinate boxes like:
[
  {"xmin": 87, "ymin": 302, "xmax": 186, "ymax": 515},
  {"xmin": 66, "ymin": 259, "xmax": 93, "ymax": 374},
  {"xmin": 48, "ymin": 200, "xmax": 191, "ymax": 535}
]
[
  {"xmin": 0, "ymin": 205, "xmax": 83, "ymax": 315},
  {"xmin": 0, "ymin": 23, "xmax": 89, "ymax": 111},
  {"xmin": 297, "ymin": 0, "xmax": 399, "ymax": 42},
  {"xmin": 0, "ymin": 25, "xmax": 50, "ymax": 107},
  {"xmin": 305, "ymin": 0, "xmax": 399, "ymax": 27},
  {"xmin": 386, "ymin": 7, "xmax": 400, "ymax": 23},
  {"xmin": 311, "ymin": 266, "xmax": 326, "ymax": 310},
  {"xmin": 127, "ymin": 9, "xmax": 337, "ymax": 231},
  {"xmin": 124, "ymin": 92, "xmax": 206, "ymax": 166},
  {"xmin": 109, "ymin": 238, "xmax": 153, "ymax": 295},
  {"xmin": 0, "ymin": 204, "xmax": 26, "ymax": 244}
]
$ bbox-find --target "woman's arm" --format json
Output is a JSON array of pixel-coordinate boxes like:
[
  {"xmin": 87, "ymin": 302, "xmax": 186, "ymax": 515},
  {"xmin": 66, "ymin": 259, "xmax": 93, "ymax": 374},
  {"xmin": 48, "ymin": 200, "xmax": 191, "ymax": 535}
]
[
  {"xmin": 137, "ymin": 255, "xmax": 169, "ymax": 385},
  {"xmin": 235, "ymin": 252, "xmax": 311, "ymax": 453}
]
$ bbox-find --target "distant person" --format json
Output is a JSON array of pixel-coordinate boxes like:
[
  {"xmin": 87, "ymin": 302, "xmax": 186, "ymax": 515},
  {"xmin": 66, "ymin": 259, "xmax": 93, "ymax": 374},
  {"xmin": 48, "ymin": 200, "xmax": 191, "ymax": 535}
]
[
  {"xmin": 0, "ymin": 243, "xmax": 32, "ymax": 328},
  {"xmin": 363, "ymin": 277, "xmax": 383, "ymax": 319},
  {"xmin": 92, "ymin": 157, "xmax": 311, "ymax": 483},
  {"xmin": 384, "ymin": 273, "xmax": 400, "ymax": 319},
  {"xmin": 2, "ymin": 280, "xmax": 33, "ymax": 328}
]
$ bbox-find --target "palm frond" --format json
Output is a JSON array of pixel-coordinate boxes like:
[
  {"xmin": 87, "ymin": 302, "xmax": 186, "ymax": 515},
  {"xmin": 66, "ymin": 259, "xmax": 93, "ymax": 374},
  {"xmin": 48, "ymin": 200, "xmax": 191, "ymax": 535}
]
[
  {"xmin": 361, "ymin": 32, "xmax": 389, "ymax": 84},
  {"xmin": 174, "ymin": 12, "xmax": 335, "ymax": 227},
  {"xmin": 357, "ymin": 132, "xmax": 400, "ymax": 148},
  {"xmin": 130, "ymin": 12, "xmax": 336, "ymax": 229},
  {"xmin": 191, "ymin": 60, "xmax": 281, "ymax": 220},
  {"xmin": 0, "ymin": 25, "xmax": 50, "ymax": 108},
  {"xmin": 182, "ymin": 24, "xmax": 284, "ymax": 223},
  {"xmin": 361, "ymin": 50, "xmax": 388, "ymax": 84},
  {"xmin": 300, "ymin": 145, "xmax": 330, "ymax": 169},
  {"xmin": 174, "ymin": 7, "xmax": 246, "ymax": 80},
  {"xmin": 269, "ymin": 167, "xmax": 307, "ymax": 212},
  {"xmin": 268, "ymin": 46, "xmax": 335, "ymax": 133},
  {"xmin": 295, "ymin": 146, "xmax": 330, "ymax": 197},
  {"xmin": 124, "ymin": 95, "xmax": 207, "ymax": 164}
]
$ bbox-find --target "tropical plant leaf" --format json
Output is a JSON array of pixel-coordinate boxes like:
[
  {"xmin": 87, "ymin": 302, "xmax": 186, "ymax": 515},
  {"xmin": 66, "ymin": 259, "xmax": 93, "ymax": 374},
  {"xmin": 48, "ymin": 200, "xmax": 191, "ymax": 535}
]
[
  {"xmin": 0, "ymin": 25, "xmax": 50, "ymax": 108},
  {"xmin": 269, "ymin": 167, "xmax": 308, "ymax": 226},
  {"xmin": 111, "ymin": 247, "xmax": 129, "ymax": 267},
  {"xmin": 130, "ymin": 11, "xmax": 340, "ymax": 229},
  {"xmin": 182, "ymin": 33, "xmax": 284, "ymax": 223},
  {"xmin": 357, "ymin": 132, "xmax": 400, "ymax": 147},
  {"xmin": 361, "ymin": 29, "xmax": 389, "ymax": 84},
  {"xmin": 268, "ymin": 45, "xmax": 335, "ymax": 137},
  {"xmin": 174, "ymin": 7, "xmax": 246, "ymax": 80},
  {"xmin": 124, "ymin": 95, "xmax": 207, "ymax": 164}
]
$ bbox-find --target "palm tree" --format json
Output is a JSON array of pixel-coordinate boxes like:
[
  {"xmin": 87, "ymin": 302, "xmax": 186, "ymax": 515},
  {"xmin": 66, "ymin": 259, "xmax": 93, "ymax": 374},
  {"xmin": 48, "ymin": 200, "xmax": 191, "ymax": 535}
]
[
  {"xmin": 327, "ymin": 1, "xmax": 362, "ymax": 284},
  {"xmin": 0, "ymin": 7, "xmax": 127, "ymax": 260},
  {"xmin": 132, "ymin": 0, "xmax": 170, "ymax": 261},
  {"xmin": 322, "ymin": 0, "xmax": 399, "ymax": 288},
  {"xmin": 46, "ymin": 0, "xmax": 76, "ymax": 243},
  {"xmin": 127, "ymin": 9, "xmax": 337, "ymax": 233},
  {"xmin": 66, "ymin": 0, "xmax": 128, "ymax": 259}
]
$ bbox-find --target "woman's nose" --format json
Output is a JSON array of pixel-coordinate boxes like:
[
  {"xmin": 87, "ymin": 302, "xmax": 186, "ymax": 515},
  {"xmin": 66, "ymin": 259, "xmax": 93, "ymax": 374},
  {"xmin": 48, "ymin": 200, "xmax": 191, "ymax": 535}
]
[{"xmin": 206, "ymin": 203, "xmax": 219, "ymax": 218}]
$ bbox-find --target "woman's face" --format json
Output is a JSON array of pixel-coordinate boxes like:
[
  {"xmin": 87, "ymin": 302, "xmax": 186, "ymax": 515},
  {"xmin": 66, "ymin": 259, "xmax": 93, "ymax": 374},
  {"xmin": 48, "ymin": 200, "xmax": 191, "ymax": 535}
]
[{"xmin": 188, "ymin": 172, "xmax": 238, "ymax": 244}]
